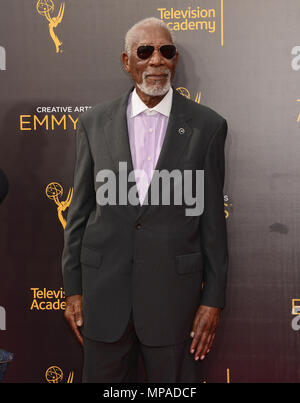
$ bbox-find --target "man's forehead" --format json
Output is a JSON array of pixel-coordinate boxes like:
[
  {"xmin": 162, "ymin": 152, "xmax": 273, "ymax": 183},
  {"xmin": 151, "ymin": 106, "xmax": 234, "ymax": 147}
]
[{"xmin": 132, "ymin": 25, "xmax": 173, "ymax": 46}]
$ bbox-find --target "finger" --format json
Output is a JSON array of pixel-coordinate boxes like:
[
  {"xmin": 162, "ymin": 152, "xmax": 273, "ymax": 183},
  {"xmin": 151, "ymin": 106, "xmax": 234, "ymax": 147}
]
[
  {"xmin": 190, "ymin": 327, "xmax": 200, "ymax": 354},
  {"xmin": 67, "ymin": 309, "xmax": 83, "ymax": 346},
  {"xmin": 207, "ymin": 333, "xmax": 216, "ymax": 352},
  {"xmin": 189, "ymin": 313, "xmax": 202, "ymax": 353},
  {"xmin": 199, "ymin": 333, "xmax": 213, "ymax": 360},
  {"xmin": 74, "ymin": 307, "xmax": 83, "ymax": 327},
  {"xmin": 193, "ymin": 317, "xmax": 214, "ymax": 359},
  {"xmin": 194, "ymin": 330, "xmax": 210, "ymax": 360},
  {"xmin": 64, "ymin": 304, "xmax": 84, "ymax": 345},
  {"xmin": 72, "ymin": 324, "xmax": 83, "ymax": 346},
  {"xmin": 196, "ymin": 329, "xmax": 216, "ymax": 361},
  {"xmin": 74, "ymin": 326, "xmax": 84, "ymax": 346},
  {"xmin": 190, "ymin": 312, "xmax": 200, "ymax": 336},
  {"xmin": 190, "ymin": 318, "xmax": 206, "ymax": 354}
]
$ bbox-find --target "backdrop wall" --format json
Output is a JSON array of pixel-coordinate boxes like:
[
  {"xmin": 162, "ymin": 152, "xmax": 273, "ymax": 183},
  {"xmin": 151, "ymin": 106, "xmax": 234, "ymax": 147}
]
[{"xmin": 0, "ymin": 0, "xmax": 299, "ymax": 383}]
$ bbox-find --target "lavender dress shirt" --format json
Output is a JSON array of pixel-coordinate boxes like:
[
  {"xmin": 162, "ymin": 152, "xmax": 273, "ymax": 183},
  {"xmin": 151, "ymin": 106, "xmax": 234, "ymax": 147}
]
[{"xmin": 126, "ymin": 87, "xmax": 173, "ymax": 205}]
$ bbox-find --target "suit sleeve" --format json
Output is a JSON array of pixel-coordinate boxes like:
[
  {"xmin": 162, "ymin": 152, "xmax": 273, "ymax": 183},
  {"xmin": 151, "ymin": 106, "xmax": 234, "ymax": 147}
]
[
  {"xmin": 199, "ymin": 118, "xmax": 228, "ymax": 309},
  {"xmin": 61, "ymin": 116, "xmax": 95, "ymax": 297}
]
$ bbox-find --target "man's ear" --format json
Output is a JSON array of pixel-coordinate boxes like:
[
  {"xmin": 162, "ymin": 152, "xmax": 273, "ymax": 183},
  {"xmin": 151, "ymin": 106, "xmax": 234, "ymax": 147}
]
[{"xmin": 121, "ymin": 52, "xmax": 130, "ymax": 73}]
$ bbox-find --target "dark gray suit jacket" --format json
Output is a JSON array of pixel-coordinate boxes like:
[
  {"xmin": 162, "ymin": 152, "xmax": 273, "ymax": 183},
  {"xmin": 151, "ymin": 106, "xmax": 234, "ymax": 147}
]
[{"xmin": 62, "ymin": 87, "xmax": 228, "ymax": 346}]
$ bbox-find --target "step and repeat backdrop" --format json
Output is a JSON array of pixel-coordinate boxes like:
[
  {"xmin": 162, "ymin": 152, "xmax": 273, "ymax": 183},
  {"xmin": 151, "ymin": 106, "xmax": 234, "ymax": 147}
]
[{"xmin": 0, "ymin": 0, "xmax": 299, "ymax": 383}]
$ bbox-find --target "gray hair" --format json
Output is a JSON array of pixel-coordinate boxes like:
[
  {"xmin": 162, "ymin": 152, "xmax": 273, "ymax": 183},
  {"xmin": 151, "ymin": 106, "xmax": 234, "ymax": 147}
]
[{"xmin": 124, "ymin": 17, "xmax": 176, "ymax": 55}]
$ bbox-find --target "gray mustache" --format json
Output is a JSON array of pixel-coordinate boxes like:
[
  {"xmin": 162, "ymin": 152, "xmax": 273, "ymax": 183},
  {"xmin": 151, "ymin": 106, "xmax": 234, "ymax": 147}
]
[{"xmin": 143, "ymin": 70, "xmax": 171, "ymax": 78}]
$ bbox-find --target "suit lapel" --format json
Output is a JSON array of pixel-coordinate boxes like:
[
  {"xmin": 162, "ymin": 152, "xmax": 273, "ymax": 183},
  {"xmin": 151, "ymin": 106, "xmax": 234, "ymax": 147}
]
[
  {"xmin": 103, "ymin": 87, "xmax": 135, "ymax": 175},
  {"xmin": 103, "ymin": 87, "xmax": 193, "ymax": 220},
  {"xmin": 103, "ymin": 87, "xmax": 140, "ymax": 219}
]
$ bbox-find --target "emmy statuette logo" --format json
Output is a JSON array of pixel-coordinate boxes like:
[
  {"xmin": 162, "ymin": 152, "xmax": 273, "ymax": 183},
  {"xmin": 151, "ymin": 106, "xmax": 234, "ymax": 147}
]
[
  {"xmin": 45, "ymin": 366, "xmax": 74, "ymax": 383},
  {"xmin": 45, "ymin": 182, "xmax": 73, "ymax": 229},
  {"xmin": 0, "ymin": 46, "xmax": 6, "ymax": 71},
  {"xmin": 36, "ymin": 0, "xmax": 65, "ymax": 53},
  {"xmin": 176, "ymin": 87, "xmax": 201, "ymax": 104}
]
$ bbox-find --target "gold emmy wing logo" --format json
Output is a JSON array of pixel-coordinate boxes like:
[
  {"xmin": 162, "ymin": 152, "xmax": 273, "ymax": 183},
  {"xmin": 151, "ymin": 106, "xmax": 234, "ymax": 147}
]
[
  {"xmin": 176, "ymin": 87, "xmax": 201, "ymax": 104},
  {"xmin": 36, "ymin": 0, "xmax": 65, "ymax": 53},
  {"xmin": 45, "ymin": 366, "xmax": 74, "ymax": 383},
  {"xmin": 46, "ymin": 182, "xmax": 73, "ymax": 229}
]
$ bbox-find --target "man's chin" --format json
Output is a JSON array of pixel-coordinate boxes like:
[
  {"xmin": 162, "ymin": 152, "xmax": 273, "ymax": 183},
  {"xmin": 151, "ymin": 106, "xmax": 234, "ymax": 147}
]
[{"xmin": 137, "ymin": 82, "xmax": 171, "ymax": 97}]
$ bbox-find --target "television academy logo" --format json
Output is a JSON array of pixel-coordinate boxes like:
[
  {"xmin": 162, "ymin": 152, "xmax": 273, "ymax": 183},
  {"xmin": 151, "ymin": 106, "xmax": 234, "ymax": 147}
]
[
  {"xmin": 0, "ymin": 306, "xmax": 6, "ymax": 330},
  {"xmin": 29, "ymin": 287, "xmax": 66, "ymax": 310},
  {"xmin": 157, "ymin": 1, "xmax": 224, "ymax": 46},
  {"xmin": 0, "ymin": 46, "xmax": 6, "ymax": 70}
]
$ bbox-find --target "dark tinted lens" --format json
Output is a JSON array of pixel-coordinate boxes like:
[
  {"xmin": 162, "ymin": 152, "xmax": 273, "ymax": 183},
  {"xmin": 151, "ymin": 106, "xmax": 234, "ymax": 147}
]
[
  {"xmin": 160, "ymin": 45, "xmax": 176, "ymax": 59},
  {"xmin": 137, "ymin": 45, "xmax": 154, "ymax": 59}
]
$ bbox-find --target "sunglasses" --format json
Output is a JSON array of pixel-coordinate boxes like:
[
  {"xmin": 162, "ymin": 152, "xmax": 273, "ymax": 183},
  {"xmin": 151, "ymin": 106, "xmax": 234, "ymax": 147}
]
[{"xmin": 136, "ymin": 45, "xmax": 177, "ymax": 60}]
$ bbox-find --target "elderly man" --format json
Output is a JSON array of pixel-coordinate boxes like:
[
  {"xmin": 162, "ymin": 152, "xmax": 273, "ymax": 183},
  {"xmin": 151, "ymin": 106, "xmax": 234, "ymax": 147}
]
[{"xmin": 62, "ymin": 17, "xmax": 228, "ymax": 383}]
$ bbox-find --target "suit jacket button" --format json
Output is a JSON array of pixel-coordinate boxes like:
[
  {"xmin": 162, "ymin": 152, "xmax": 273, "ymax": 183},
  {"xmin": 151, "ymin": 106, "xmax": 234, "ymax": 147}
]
[{"xmin": 135, "ymin": 223, "xmax": 142, "ymax": 230}]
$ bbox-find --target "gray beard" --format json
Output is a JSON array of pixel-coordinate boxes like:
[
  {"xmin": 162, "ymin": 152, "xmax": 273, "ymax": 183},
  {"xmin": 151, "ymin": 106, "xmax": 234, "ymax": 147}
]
[{"xmin": 136, "ymin": 71, "xmax": 171, "ymax": 96}]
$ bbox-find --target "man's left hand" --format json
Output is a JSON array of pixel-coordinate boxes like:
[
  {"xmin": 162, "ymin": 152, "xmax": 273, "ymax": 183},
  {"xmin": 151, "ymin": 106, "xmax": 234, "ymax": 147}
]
[{"xmin": 190, "ymin": 305, "xmax": 221, "ymax": 361}]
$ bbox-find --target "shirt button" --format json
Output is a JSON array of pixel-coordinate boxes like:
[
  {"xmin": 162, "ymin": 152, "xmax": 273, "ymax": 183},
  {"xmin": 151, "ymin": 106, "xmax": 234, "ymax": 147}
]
[
  {"xmin": 135, "ymin": 223, "xmax": 142, "ymax": 230},
  {"xmin": 147, "ymin": 156, "xmax": 151, "ymax": 160},
  {"xmin": 149, "ymin": 128, "xmax": 153, "ymax": 133}
]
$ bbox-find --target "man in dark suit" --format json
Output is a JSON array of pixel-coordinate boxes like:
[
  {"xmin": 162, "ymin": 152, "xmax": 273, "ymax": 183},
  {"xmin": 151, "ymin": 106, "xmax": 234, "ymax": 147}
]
[{"xmin": 62, "ymin": 17, "xmax": 228, "ymax": 383}]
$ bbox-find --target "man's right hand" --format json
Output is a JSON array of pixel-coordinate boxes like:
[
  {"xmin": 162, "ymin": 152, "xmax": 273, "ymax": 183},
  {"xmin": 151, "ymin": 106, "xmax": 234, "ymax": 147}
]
[{"xmin": 64, "ymin": 294, "xmax": 83, "ymax": 346}]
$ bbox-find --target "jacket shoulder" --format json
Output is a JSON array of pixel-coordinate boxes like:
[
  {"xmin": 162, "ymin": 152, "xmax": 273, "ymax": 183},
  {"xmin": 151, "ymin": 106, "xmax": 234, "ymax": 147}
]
[
  {"xmin": 78, "ymin": 94, "xmax": 124, "ymax": 127},
  {"xmin": 176, "ymin": 92, "xmax": 227, "ymax": 134}
]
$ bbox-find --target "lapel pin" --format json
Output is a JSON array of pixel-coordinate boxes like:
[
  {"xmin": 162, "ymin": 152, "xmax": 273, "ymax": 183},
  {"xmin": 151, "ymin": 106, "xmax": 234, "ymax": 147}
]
[{"xmin": 178, "ymin": 128, "xmax": 185, "ymax": 135}]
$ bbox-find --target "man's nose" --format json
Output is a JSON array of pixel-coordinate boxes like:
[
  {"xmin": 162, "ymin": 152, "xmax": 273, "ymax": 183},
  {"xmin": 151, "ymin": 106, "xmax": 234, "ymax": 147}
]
[{"xmin": 148, "ymin": 49, "xmax": 165, "ymax": 65}]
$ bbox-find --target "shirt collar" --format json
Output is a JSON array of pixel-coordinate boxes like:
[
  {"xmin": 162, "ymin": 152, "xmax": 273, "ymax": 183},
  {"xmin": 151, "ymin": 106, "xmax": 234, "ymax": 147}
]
[{"xmin": 130, "ymin": 87, "xmax": 173, "ymax": 118}]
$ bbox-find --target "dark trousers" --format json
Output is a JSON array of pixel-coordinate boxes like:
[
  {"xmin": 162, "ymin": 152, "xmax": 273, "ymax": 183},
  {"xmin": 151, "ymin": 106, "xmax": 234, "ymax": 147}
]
[{"xmin": 82, "ymin": 310, "xmax": 202, "ymax": 383}]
